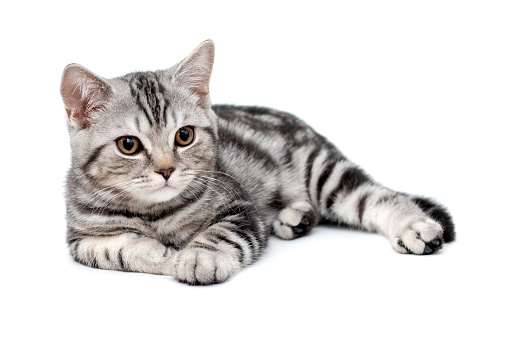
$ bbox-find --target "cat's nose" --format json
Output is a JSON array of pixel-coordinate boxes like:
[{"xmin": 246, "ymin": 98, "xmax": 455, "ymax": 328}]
[{"xmin": 155, "ymin": 167, "xmax": 175, "ymax": 180}]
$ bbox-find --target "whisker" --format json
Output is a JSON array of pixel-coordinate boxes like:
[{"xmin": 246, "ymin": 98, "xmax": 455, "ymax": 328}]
[
  {"xmin": 94, "ymin": 183, "xmax": 136, "ymax": 215},
  {"xmin": 78, "ymin": 177, "xmax": 144, "ymax": 217},
  {"xmin": 184, "ymin": 170, "xmax": 258, "ymax": 218}
]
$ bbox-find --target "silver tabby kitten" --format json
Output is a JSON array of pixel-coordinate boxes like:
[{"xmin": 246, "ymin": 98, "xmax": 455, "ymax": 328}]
[{"xmin": 61, "ymin": 40, "xmax": 455, "ymax": 285}]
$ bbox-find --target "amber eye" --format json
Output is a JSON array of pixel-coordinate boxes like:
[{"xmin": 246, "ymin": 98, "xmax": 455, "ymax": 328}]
[
  {"xmin": 175, "ymin": 126, "xmax": 194, "ymax": 146},
  {"xmin": 117, "ymin": 136, "xmax": 142, "ymax": 155}
]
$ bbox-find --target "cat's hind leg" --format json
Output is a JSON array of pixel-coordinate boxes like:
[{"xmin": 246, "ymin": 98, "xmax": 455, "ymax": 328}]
[
  {"xmin": 306, "ymin": 148, "xmax": 455, "ymax": 254},
  {"xmin": 321, "ymin": 164, "xmax": 455, "ymax": 254},
  {"xmin": 272, "ymin": 200, "xmax": 318, "ymax": 240}
]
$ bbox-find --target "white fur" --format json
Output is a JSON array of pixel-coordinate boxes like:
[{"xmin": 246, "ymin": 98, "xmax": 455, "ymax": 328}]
[{"xmin": 273, "ymin": 200, "xmax": 314, "ymax": 240}]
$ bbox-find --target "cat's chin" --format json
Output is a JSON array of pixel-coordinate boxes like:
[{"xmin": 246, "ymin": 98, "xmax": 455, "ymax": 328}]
[{"xmin": 137, "ymin": 186, "xmax": 183, "ymax": 204}]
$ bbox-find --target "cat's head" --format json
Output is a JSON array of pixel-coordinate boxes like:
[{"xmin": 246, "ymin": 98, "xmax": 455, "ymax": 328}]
[{"xmin": 61, "ymin": 40, "xmax": 217, "ymax": 205}]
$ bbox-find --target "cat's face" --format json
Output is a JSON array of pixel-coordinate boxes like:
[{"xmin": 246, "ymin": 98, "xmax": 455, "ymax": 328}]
[{"xmin": 62, "ymin": 41, "xmax": 217, "ymax": 205}]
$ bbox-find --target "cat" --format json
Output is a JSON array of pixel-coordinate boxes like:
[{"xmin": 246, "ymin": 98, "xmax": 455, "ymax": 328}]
[{"xmin": 61, "ymin": 40, "xmax": 455, "ymax": 285}]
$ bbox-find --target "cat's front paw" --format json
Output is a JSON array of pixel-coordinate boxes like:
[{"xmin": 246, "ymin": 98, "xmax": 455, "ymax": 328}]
[
  {"xmin": 170, "ymin": 248, "xmax": 241, "ymax": 285},
  {"xmin": 390, "ymin": 219, "xmax": 444, "ymax": 255}
]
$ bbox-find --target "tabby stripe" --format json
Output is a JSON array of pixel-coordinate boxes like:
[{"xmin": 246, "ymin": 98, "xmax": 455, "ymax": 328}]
[
  {"xmin": 72, "ymin": 239, "xmax": 81, "ymax": 255},
  {"xmin": 224, "ymin": 217, "xmax": 263, "ymax": 254},
  {"xmin": 216, "ymin": 106, "xmax": 323, "ymax": 150},
  {"xmin": 326, "ymin": 167, "xmax": 370, "ymax": 209},
  {"xmin": 304, "ymin": 147, "xmax": 321, "ymax": 190},
  {"xmin": 230, "ymin": 227, "xmax": 258, "ymax": 258},
  {"xmin": 82, "ymin": 144, "xmax": 107, "ymax": 172},
  {"xmin": 142, "ymin": 78, "xmax": 163, "ymax": 126},
  {"xmin": 90, "ymin": 255, "xmax": 98, "ymax": 268},
  {"xmin": 236, "ymin": 105, "xmax": 280, "ymax": 117},
  {"xmin": 163, "ymin": 247, "xmax": 170, "ymax": 258},
  {"xmin": 67, "ymin": 229, "xmax": 83, "ymax": 244},
  {"xmin": 216, "ymin": 234, "xmax": 245, "ymax": 264},
  {"xmin": 206, "ymin": 236, "xmax": 219, "ymax": 245},
  {"xmin": 118, "ymin": 248, "xmax": 127, "ymax": 271},
  {"xmin": 155, "ymin": 72, "xmax": 170, "ymax": 127},
  {"xmin": 201, "ymin": 126, "xmax": 217, "ymax": 141},
  {"xmin": 215, "ymin": 105, "xmax": 282, "ymax": 132},
  {"xmin": 376, "ymin": 193, "xmax": 398, "ymax": 205},
  {"xmin": 268, "ymin": 190, "xmax": 285, "ymax": 212},
  {"xmin": 316, "ymin": 160, "xmax": 337, "ymax": 201},
  {"xmin": 135, "ymin": 117, "xmax": 141, "ymax": 132},
  {"xmin": 162, "ymin": 98, "xmax": 170, "ymax": 127},
  {"xmin": 130, "ymin": 77, "xmax": 154, "ymax": 126},
  {"xmin": 210, "ymin": 208, "xmax": 242, "ymax": 226},
  {"xmin": 252, "ymin": 227, "xmax": 266, "ymax": 251},
  {"xmin": 224, "ymin": 131, "xmax": 277, "ymax": 170},
  {"xmin": 411, "ymin": 197, "xmax": 435, "ymax": 212},
  {"xmin": 67, "ymin": 224, "xmax": 142, "ymax": 238},
  {"xmin": 357, "ymin": 194, "xmax": 368, "ymax": 224},
  {"xmin": 76, "ymin": 186, "xmax": 207, "ymax": 222},
  {"xmin": 189, "ymin": 242, "xmax": 218, "ymax": 252},
  {"xmin": 135, "ymin": 94, "xmax": 154, "ymax": 127},
  {"xmin": 222, "ymin": 218, "xmax": 243, "ymax": 228}
]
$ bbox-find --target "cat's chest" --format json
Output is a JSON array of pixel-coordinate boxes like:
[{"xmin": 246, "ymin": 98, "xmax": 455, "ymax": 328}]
[{"xmin": 139, "ymin": 204, "xmax": 212, "ymax": 247}]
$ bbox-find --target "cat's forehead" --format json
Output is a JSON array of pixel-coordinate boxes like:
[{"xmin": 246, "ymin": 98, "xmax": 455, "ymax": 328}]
[
  {"xmin": 115, "ymin": 71, "xmax": 173, "ymax": 127},
  {"xmin": 109, "ymin": 71, "xmax": 214, "ymax": 131}
]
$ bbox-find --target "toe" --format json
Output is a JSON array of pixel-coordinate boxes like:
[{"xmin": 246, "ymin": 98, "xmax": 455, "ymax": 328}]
[
  {"xmin": 401, "ymin": 229, "xmax": 426, "ymax": 254},
  {"xmin": 412, "ymin": 220, "xmax": 443, "ymax": 242}
]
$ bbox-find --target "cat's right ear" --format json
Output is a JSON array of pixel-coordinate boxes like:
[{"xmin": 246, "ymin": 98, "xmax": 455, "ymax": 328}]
[
  {"xmin": 60, "ymin": 64, "xmax": 112, "ymax": 129},
  {"xmin": 171, "ymin": 40, "xmax": 215, "ymax": 98}
]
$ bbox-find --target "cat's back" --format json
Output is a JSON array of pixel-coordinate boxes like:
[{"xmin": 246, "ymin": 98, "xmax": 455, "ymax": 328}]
[
  {"xmin": 213, "ymin": 104, "xmax": 313, "ymax": 140},
  {"xmin": 213, "ymin": 104, "xmax": 327, "ymax": 173},
  {"xmin": 212, "ymin": 104, "xmax": 333, "ymax": 170},
  {"xmin": 212, "ymin": 105, "xmax": 338, "ymax": 224}
]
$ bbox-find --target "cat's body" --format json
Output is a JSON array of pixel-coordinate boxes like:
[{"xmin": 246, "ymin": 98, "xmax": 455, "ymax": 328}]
[{"xmin": 62, "ymin": 41, "xmax": 454, "ymax": 285}]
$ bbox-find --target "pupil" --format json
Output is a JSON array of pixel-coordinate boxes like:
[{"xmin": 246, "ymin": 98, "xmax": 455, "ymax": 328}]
[
  {"xmin": 123, "ymin": 138, "xmax": 134, "ymax": 151},
  {"xmin": 179, "ymin": 129, "xmax": 190, "ymax": 142}
]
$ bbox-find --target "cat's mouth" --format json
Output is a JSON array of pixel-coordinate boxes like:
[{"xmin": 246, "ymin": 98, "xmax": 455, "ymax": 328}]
[
  {"xmin": 155, "ymin": 182, "xmax": 174, "ymax": 190},
  {"xmin": 140, "ymin": 174, "xmax": 195, "ymax": 202},
  {"xmin": 138, "ymin": 181, "xmax": 182, "ymax": 203}
]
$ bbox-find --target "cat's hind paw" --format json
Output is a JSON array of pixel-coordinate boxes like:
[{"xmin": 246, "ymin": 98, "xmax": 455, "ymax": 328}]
[
  {"xmin": 273, "ymin": 201, "xmax": 316, "ymax": 240},
  {"xmin": 391, "ymin": 219, "xmax": 444, "ymax": 255}
]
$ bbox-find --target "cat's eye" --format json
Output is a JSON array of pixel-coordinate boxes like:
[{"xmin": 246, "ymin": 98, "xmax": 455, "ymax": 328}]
[
  {"xmin": 175, "ymin": 126, "xmax": 194, "ymax": 147},
  {"xmin": 117, "ymin": 136, "xmax": 142, "ymax": 155}
]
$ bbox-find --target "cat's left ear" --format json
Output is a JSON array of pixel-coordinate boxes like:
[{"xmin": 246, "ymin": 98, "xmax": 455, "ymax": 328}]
[
  {"xmin": 171, "ymin": 40, "xmax": 215, "ymax": 97},
  {"xmin": 60, "ymin": 64, "xmax": 112, "ymax": 129}
]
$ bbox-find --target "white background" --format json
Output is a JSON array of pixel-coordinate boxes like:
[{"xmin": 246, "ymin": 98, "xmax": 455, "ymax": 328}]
[{"xmin": 1, "ymin": 1, "xmax": 508, "ymax": 338}]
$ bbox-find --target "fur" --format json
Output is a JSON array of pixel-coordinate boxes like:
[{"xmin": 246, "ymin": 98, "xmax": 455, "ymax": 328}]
[{"xmin": 61, "ymin": 40, "xmax": 455, "ymax": 285}]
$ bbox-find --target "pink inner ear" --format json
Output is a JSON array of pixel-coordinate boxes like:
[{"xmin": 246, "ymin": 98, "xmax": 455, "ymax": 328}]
[
  {"xmin": 173, "ymin": 41, "xmax": 215, "ymax": 96},
  {"xmin": 177, "ymin": 62, "xmax": 212, "ymax": 95},
  {"xmin": 61, "ymin": 65, "xmax": 111, "ymax": 128}
]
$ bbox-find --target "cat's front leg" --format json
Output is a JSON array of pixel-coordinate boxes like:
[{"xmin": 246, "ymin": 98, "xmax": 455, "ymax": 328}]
[
  {"xmin": 68, "ymin": 232, "xmax": 174, "ymax": 275},
  {"xmin": 170, "ymin": 205, "xmax": 267, "ymax": 285}
]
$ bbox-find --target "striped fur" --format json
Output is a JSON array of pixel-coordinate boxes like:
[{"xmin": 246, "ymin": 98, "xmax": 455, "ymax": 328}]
[{"xmin": 61, "ymin": 40, "xmax": 455, "ymax": 285}]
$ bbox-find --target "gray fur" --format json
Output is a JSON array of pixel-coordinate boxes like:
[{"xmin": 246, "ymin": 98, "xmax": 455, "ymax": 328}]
[{"xmin": 61, "ymin": 40, "xmax": 455, "ymax": 285}]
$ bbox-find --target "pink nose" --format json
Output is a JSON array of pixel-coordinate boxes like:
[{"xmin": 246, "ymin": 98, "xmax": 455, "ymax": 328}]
[{"xmin": 155, "ymin": 168, "xmax": 175, "ymax": 180}]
